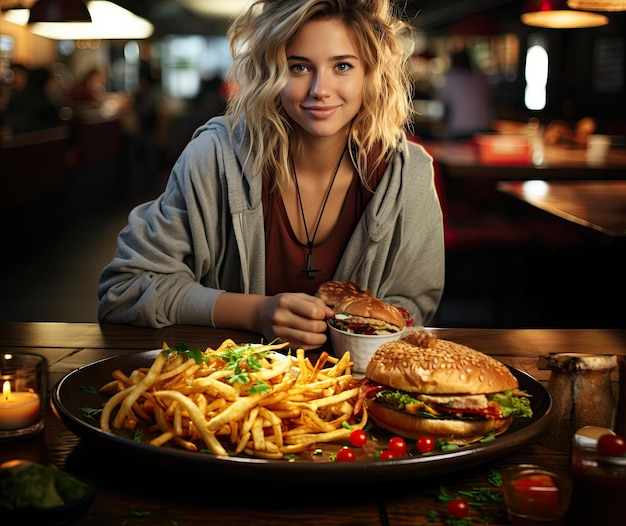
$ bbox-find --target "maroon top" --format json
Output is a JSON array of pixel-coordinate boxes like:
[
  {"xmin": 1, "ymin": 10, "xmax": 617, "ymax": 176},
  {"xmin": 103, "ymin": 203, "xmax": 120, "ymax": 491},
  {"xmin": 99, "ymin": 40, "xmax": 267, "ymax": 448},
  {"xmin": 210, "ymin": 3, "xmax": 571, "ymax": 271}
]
[{"xmin": 263, "ymin": 161, "xmax": 384, "ymax": 296}]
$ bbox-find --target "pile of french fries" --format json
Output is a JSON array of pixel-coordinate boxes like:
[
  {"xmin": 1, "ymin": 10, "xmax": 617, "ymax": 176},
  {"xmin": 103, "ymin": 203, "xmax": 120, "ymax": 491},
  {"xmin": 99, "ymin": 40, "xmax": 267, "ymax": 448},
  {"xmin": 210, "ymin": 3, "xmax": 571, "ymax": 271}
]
[{"xmin": 99, "ymin": 340, "xmax": 367, "ymax": 459}]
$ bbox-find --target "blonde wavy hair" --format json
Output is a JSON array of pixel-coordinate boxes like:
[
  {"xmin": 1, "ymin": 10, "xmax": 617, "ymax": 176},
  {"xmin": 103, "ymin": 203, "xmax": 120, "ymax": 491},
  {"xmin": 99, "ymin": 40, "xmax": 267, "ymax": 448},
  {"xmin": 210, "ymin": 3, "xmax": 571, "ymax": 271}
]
[{"xmin": 225, "ymin": 0, "xmax": 416, "ymax": 191}]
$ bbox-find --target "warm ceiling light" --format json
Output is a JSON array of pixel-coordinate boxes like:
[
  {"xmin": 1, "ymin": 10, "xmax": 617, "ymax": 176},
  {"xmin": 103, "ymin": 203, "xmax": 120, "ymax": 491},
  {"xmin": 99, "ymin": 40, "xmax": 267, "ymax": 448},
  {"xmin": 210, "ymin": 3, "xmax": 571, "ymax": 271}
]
[
  {"xmin": 568, "ymin": 0, "xmax": 626, "ymax": 10},
  {"xmin": 179, "ymin": 0, "xmax": 254, "ymax": 18},
  {"xmin": 3, "ymin": 1, "xmax": 153, "ymax": 39},
  {"xmin": 522, "ymin": 0, "xmax": 609, "ymax": 27},
  {"xmin": 28, "ymin": 0, "xmax": 91, "ymax": 23}
]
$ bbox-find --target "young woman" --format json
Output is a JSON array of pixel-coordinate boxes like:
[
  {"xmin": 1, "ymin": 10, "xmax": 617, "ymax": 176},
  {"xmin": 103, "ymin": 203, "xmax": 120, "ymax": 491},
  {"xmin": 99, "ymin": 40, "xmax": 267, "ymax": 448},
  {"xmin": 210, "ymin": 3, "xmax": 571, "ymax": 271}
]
[{"xmin": 97, "ymin": 0, "xmax": 445, "ymax": 350}]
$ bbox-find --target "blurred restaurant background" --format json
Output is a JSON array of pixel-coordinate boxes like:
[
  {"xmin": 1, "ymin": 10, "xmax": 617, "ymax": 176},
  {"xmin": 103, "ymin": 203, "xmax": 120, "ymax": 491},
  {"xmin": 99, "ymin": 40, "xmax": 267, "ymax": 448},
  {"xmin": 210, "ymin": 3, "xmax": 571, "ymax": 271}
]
[{"xmin": 0, "ymin": 0, "xmax": 624, "ymax": 328}]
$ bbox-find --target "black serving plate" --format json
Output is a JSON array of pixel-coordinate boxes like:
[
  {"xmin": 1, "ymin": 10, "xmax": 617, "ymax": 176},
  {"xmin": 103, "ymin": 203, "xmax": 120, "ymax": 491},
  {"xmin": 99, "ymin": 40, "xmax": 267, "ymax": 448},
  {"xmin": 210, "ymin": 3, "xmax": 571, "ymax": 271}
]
[{"xmin": 51, "ymin": 350, "xmax": 552, "ymax": 485}]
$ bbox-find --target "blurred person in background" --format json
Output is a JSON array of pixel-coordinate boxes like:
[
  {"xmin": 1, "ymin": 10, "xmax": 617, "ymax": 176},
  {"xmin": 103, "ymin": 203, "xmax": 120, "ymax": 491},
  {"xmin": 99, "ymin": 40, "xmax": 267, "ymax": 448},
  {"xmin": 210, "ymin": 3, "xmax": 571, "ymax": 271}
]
[
  {"xmin": 126, "ymin": 60, "xmax": 162, "ymax": 191},
  {"xmin": 98, "ymin": 0, "xmax": 444, "ymax": 350},
  {"xmin": 2, "ymin": 66, "xmax": 62, "ymax": 135},
  {"xmin": 67, "ymin": 66, "xmax": 106, "ymax": 105},
  {"xmin": 1, "ymin": 63, "xmax": 29, "ymax": 133},
  {"xmin": 434, "ymin": 48, "xmax": 494, "ymax": 140}
]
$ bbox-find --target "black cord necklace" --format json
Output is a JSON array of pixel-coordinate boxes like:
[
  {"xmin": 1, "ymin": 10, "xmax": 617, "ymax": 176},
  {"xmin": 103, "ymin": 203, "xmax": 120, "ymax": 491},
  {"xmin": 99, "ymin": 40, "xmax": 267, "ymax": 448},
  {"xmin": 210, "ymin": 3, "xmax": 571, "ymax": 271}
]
[{"xmin": 291, "ymin": 145, "xmax": 347, "ymax": 279}]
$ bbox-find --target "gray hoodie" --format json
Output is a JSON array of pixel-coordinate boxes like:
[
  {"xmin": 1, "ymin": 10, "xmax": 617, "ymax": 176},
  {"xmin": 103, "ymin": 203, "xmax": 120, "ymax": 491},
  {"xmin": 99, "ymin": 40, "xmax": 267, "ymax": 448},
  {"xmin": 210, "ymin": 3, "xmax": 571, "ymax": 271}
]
[{"xmin": 97, "ymin": 116, "xmax": 445, "ymax": 328}]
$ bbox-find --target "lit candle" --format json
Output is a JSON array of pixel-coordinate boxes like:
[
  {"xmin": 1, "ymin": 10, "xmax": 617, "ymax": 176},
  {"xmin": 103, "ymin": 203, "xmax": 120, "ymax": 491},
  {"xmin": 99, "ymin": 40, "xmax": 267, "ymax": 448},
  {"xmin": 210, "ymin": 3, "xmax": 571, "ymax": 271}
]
[{"xmin": 0, "ymin": 380, "xmax": 41, "ymax": 430}]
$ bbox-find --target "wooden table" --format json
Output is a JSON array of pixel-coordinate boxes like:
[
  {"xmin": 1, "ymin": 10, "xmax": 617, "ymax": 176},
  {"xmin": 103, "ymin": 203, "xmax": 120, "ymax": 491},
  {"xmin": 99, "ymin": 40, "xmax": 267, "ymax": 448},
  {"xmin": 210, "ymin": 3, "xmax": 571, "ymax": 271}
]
[
  {"xmin": 2, "ymin": 322, "xmax": 625, "ymax": 525},
  {"xmin": 497, "ymin": 180, "xmax": 626, "ymax": 238}
]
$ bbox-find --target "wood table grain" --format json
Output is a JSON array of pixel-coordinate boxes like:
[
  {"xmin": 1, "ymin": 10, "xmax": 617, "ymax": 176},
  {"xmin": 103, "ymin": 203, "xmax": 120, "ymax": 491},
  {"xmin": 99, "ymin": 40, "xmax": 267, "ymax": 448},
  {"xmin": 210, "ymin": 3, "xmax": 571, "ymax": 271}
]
[
  {"xmin": 1, "ymin": 322, "xmax": 625, "ymax": 525},
  {"xmin": 498, "ymin": 180, "xmax": 626, "ymax": 237}
]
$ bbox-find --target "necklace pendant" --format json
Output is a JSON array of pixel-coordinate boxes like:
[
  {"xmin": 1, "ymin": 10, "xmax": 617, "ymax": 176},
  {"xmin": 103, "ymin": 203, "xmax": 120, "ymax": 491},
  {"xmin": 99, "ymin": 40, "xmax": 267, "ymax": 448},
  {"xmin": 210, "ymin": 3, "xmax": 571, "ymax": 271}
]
[
  {"xmin": 303, "ymin": 248, "xmax": 321, "ymax": 279},
  {"xmin": 292, "ymin": 145, "xmax": 346, "ymax": 281}
]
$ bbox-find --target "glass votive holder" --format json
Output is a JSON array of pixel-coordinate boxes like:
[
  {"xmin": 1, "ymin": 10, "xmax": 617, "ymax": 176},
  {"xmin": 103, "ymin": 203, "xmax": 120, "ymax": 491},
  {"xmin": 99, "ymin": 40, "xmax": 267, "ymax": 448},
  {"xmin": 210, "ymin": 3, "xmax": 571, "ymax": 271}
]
[
  {"xmin": 0, "ymin": 353, "xmax": 48, "ymax": 442},
  {"xmin": 501, "ymin": 464, "xmax": 572, "ymax": 526}
]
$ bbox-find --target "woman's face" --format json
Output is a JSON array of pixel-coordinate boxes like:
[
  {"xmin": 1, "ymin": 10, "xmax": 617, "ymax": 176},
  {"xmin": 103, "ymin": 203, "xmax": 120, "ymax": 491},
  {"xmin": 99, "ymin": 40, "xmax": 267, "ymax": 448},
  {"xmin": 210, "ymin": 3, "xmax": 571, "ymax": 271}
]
[{"xmin": 280, "ymin": 17, "xmax": 365, "ymax": 141}]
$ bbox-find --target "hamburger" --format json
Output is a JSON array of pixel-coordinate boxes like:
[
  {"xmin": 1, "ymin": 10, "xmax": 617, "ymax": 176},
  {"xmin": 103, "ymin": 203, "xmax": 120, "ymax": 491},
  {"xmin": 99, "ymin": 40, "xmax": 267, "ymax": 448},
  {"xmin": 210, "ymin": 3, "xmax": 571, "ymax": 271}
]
[
  {"xmin": 363, "ymin": 334, "xmax": 533, "ymax": 444},
  {"xmin": 316, "ymin": 280, "xmax": 373, "ymax": 308},
  {"xmin": 331, "ymin": 296, "xmax": 407, "ymax": 335}
]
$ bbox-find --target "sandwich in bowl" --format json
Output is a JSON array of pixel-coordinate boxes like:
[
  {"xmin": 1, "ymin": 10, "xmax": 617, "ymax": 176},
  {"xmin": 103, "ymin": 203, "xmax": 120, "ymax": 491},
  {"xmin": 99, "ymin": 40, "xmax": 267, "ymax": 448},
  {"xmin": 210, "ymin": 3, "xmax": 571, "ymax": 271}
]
[
  {"xmin": 331, "ymin": 296, "xmax": 408, "ymax": 335},
  {"xmin": 363, "ymin": 335, "xmax": 533, "ymax": 444}
]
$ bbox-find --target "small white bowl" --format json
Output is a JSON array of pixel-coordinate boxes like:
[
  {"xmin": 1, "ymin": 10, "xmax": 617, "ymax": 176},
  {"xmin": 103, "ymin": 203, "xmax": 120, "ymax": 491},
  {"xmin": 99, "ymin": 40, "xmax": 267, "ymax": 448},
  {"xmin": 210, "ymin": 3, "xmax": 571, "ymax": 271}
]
[{"xmin": 327, "ymin": 322, "xmax": 405, "ymax": 374}]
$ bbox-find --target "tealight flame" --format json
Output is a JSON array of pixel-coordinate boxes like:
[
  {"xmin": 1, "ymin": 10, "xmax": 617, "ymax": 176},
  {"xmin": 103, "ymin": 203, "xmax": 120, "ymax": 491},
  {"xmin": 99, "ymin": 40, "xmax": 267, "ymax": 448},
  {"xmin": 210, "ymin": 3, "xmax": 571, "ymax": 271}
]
[{"xmin": 2, "ymin": 380, "xmax": 11, "ymax": 402}]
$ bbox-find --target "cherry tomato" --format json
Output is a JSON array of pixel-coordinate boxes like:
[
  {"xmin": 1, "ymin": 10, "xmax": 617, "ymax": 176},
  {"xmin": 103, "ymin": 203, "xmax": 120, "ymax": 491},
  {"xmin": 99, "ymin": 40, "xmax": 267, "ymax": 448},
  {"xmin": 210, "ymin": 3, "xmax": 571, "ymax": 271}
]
[
  {"xmin": 597, "ymin": 433, "xmax": 626, "ymax": 457},
  {"xmin": 335, "ymin": 447, "xmax": 356, "ymax": 462},
  {"xmin": 416, "ymin": 436, "xmax": 435, "ymax": 453},
  {"xmin": 387, "ymin": 436, "xmax": 407, "ymax": 457},
  {"xmin": 349, "ymin": 429, "xmax": 368, "ymax": 448},
  {"xmin": 446, "ymin": 498, "xmax": 469, "ymax": 519},
  {"xmin": 379, "ymin": 449, "xmax": 395, "ymax": 460}
]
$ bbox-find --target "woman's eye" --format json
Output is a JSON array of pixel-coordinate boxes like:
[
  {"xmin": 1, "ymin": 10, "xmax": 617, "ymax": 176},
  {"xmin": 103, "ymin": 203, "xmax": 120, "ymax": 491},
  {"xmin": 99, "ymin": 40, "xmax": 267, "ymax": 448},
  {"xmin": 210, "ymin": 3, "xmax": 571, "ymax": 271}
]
[
  {"xmin": 336, "ymin": 62, "xmax": 352, "ymax": 72},
  {"xmin": 290, "ymin": 64, "xmax": 309, "ymax": 73}
]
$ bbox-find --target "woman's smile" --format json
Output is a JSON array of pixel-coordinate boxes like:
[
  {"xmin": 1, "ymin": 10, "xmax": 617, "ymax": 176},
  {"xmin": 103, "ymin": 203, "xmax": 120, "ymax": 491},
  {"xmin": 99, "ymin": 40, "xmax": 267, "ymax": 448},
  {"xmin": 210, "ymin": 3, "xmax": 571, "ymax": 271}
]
[{"xmin": 302, "ymin": 104, "xmax": 341, "ymax": 119}]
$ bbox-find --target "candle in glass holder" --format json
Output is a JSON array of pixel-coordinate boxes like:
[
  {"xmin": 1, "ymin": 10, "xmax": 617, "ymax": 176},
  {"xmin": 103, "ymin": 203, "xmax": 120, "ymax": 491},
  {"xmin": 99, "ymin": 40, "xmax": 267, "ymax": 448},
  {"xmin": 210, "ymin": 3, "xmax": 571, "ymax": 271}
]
[
  {"xmin": 0, "ymin": 352, "xmax": 47, "ymax": 441},
  {"xmin": 0, "ymin": 380, "xmax": 41, "ymax": 430}
]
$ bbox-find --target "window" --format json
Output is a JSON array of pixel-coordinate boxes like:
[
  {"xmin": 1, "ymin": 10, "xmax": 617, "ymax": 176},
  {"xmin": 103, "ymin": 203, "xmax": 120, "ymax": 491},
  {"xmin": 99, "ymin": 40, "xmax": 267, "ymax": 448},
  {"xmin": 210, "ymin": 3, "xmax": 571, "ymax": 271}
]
[
  {"xmin": 524, "ymin": 35, "xmax": 548, "ymax": 111},
  {"xmin": 160, "ymin": 35, "xmax": 231, "ymax": 99}
]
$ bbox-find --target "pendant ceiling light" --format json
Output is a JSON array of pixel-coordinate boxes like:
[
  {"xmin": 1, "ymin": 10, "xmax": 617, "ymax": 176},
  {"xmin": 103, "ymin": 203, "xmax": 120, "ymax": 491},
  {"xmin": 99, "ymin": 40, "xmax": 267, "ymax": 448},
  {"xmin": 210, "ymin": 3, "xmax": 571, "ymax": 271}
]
[
  {"xmin": 4, "ymin": 1, "xmax": 153, "ymax": 39},
  {"xmin": 28, "ymin": 0, "xmax": 92, "ymax": 23},
  {"xmin": 521, "ymin": 0, "xmax": 609, "ymax": 27},
  {"xmin": 568, "ymin": 0, "xmax": 626, "ymax": 10},
  {"xmin": 179, "ymin": 0, "xmax": 254, "ymax": 18}
]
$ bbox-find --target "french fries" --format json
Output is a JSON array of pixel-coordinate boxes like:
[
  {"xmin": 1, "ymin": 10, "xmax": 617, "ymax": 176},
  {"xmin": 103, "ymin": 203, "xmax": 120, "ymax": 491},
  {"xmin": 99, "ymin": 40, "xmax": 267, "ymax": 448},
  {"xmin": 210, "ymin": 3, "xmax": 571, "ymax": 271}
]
[{"xmin": 98, "ymin": 340, "xmax": 367, "ymax": 459}]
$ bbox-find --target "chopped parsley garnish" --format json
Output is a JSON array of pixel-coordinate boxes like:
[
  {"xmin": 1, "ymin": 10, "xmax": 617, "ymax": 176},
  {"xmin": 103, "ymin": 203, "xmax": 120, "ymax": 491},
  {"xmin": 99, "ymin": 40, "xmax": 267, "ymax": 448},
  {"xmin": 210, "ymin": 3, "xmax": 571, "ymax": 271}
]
[
  {"xmin": 249, "ymin": 380, "xmax": 271, "ymax": 395},
  {"xmin": 80, "ymin": 405, "xmax": 103, "ymax": 421},
  {"xmin": 161, "ymin": 343, "xmax": 207, "ymax": 364},
  {"xmin": 208, "ymin": 343, "xmax": 272, "ymax": 387}
]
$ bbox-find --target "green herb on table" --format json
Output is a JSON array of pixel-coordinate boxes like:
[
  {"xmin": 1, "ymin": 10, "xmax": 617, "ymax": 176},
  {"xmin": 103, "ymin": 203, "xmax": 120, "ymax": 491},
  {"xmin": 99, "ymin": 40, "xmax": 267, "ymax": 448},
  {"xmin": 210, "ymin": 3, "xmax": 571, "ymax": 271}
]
[
  {"xmin": 423, "ymin": 469, "xmax": 506, "ymax": 525},
  {"xmin": 79, "ymin": 385, "xmax": 98, "ymax": 394}
]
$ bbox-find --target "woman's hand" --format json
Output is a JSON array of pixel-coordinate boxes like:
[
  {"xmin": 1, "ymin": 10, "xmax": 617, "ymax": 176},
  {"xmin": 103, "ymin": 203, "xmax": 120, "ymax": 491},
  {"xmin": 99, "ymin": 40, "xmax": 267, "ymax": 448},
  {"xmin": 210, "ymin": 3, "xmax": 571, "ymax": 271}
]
[
  {"xmin": 256, "ymin": 293, "xmax": 334, "ymax": 350},
  {"xmin": 214, "ymin": 292, "xmax": 334, "ymax": 350}
]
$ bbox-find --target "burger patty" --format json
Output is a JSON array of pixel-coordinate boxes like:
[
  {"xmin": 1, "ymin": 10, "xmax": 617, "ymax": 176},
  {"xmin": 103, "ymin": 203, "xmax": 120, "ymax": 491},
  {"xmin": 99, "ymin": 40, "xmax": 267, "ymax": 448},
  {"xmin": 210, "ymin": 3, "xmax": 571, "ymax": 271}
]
[
  {"xmin": 333, "ymin": 314, "xmax": 401, "ymax": 334},
  {"xmin": 417, "ymin": 393, "xmax": 488, "ymax": 410},
  {"xmin": 372, "ymin": 387, "xmax": 533, "ymax": 421}
]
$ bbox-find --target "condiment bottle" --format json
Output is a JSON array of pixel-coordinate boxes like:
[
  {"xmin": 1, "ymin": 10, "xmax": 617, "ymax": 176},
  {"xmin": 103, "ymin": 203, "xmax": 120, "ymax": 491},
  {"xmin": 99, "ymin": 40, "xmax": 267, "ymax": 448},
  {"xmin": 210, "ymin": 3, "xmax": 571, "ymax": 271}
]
[
  {"xmin": 537, "ymin": 353, "xmax": 617, "ymax": 452},
  {"xmin": 565, "ymin": 426, "xmax": 626, "ymax": 526}
]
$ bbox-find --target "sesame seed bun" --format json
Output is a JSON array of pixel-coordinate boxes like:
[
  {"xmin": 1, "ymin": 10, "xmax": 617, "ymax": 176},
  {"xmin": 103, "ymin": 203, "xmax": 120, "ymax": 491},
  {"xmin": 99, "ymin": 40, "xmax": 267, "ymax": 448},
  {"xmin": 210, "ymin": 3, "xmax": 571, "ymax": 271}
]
[
  {"xmin": 367, "ymin": 401, "xmax": 514, "ymax": 445},
  {"xmin": 316, "ymin": 280, "xmax": 372, "ymax": 308},
  {"xmin": 366, "ymin": 339, "xmax": 518, "ymax": 395}
]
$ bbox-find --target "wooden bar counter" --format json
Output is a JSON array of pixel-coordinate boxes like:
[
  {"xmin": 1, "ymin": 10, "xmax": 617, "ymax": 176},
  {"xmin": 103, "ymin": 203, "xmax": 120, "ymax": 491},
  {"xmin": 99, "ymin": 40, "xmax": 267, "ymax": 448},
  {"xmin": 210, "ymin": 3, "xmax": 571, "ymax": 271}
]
[
  {"xmin": 424, "ymin": 140, "xmax": 626, "ymax": 181},
  {"xmin": 1, "ymin": 322, "xmax": 625, "ymax": 525}
]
